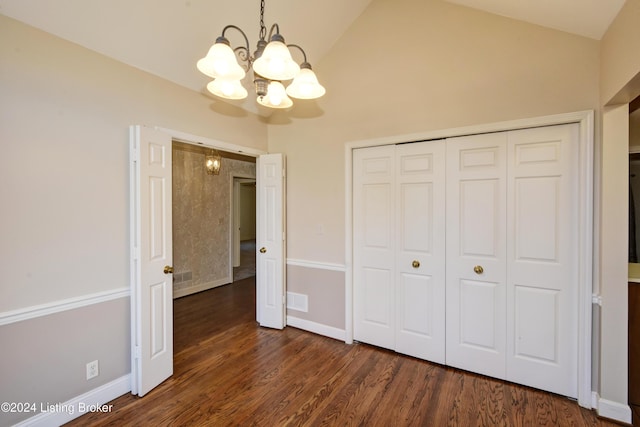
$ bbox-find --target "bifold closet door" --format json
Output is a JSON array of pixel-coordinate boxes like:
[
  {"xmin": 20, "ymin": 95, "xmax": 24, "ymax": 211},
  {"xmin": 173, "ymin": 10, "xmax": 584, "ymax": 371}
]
[
  {"xmin": 445, "ymin": 124, "xmax": 579, "ymax": 398},
  {"xmin": 445, "ymin": 132, "xmax": 508, "ymax": 379},
  {"xmin": 353, "ymin": 145, "xmax": 396, "ymax": 350},
  {"xmin": 395, "ymin": 141, "xmax": 446, "ymax": 363},
  {"xmin": 505, "ymin": 124, "xmax": 578, "ymax": 398},
  {"xmin": 353, "ymin": 141, "xmax": 446, "ymax": 362}
]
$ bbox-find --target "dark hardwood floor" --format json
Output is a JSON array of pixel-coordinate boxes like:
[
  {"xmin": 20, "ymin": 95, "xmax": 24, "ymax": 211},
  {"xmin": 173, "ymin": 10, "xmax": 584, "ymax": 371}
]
[{"xmin": 66, "ymin": 278, "xmax": 619, "ymax": 426}]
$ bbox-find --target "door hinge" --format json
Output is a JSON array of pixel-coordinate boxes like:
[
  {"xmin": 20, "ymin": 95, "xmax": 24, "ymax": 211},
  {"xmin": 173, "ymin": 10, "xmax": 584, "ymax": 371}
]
[
  {"xmin": 134, "ymin": 345, "xmax": 141, "ymax": 359},
  {"xmin": 282, "ymin": 295, "xmax": 286, "ymax": 305}
]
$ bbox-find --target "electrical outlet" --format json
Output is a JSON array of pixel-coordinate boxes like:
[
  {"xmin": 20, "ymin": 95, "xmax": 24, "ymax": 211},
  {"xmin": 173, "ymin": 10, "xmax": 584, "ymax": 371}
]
[{"xmin": 86, "ymin": 360, "xmax": 99, "ymax": 380}]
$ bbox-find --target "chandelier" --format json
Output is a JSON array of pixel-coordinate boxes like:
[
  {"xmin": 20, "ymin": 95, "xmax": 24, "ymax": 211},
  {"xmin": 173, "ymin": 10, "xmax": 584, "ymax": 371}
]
[
  {"xmin": 205, "ymin": 149, "xmax": 221, "ymax": 175},
  {"xmin": 196, "ymin": 0, "xmax": 326, "ymax": 109}
]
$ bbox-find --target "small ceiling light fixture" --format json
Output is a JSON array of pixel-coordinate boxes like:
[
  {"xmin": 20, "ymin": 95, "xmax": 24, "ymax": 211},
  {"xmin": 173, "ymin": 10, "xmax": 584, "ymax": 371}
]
[
  {"xmin": 205, "ymin": 150, "xmax": 222, "ymax": 175},
  {"xmin": 197, "ymin": 0, "xmax": 326, "ymax": 109}
]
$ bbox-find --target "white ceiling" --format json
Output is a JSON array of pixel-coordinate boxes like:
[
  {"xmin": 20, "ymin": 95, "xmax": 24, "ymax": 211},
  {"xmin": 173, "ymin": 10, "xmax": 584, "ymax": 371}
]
[
  {"xmin": 0, "ymin": 0, "xmax": 373, "ymax": 98},
  {"xmin": 0, "ymin": 0, "xmax": 627, "ymax": 109},
  {"xmin": 444, "ymin": 0, "xmax": 625, "ymax": 40}
]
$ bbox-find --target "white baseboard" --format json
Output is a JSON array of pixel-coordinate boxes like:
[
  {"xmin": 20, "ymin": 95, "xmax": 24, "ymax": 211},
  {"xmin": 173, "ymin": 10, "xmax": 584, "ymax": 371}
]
[
  {"xmin": 13, "ymin": 375, "xmax": 130, "ymax": 427},
  {"xmin": 173, "ymin": 277, "xmax": 231, "ymax": 299},
  {"xmin": 287, "ymin": 315, "xmax": 346, "ymax": 342},
  {"xmin": 593, "ymin": 392, "xmax": 632, "ymax": 424}
]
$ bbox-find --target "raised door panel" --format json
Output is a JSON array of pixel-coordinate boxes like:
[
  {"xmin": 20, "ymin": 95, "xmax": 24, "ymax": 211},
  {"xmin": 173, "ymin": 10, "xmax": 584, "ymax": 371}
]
[
  {"xmin": 132, "ymin": 125, "xmax": 173, "ymax": 397},
  {"xmin": 256, "ymin": 154, "xmax": 285, "ymax": 329},
  {"xmin": 395, "ymin": 141, "xmax": 446, "ymax": 363},
  {"xmin": 506, "ymin": 124, "xmax": 579, "ymax": 398},
  {"xmin": 446, "ymin": 133, "xmax": 507, "ymax": 379},
  {"xmin": 353, "ymin": 145, "xmax": 396, "ymax": 349}
]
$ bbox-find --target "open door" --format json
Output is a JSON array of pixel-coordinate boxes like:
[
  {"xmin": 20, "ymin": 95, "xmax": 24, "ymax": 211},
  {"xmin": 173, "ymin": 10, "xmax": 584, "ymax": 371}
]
[
  {"xmin": 130, "ymin": 125, "xmax": 173, "ymax": 396},
  {"xmin": 256, "ymin": 154, "xmax": 286, "ymax": 329}
]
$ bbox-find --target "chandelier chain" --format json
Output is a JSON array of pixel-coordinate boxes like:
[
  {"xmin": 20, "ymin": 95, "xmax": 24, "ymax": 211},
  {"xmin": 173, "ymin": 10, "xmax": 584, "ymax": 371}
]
[{"xmin": 259, "ymin": 0, "xmax": 266, "ymax": 40}]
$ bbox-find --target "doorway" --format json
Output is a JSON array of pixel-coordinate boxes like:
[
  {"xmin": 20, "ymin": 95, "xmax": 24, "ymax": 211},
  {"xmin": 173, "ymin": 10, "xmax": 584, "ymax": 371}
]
[
  {"xmin": 171, "ymin": 141, "xmax": 257, "ymax": 354},
  {"xmin": 171, "ymin": 141, "xmax": 257, "ymax": 299},
  {"xmin": 130, "ymin": 126, "xmax": 288, "ymax": 397},
  {"xmin": 233, "ymin": 178, "xmax": 257, "ymax": 281}
]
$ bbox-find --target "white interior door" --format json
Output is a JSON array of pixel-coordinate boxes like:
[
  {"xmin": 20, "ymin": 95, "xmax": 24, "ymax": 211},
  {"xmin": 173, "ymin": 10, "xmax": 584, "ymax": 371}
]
[
  {"xmin": 505, "ymin": 124, "xmax": 579, "ymax": 398},
  {"xmin": 353, "ymin": 145, "xmax": 396, "ymax": 350},
  {"xmin": 395, "ymin": 141, "xmax": 446, "ymax": 363},
  {"xmin": 445, "ymin": 132, "xmax": 508, "ymax": 379},
  {"xmin": 256, "ymin": 153, "xmax": 286, "ymax": 329},
  {"xmin": 130, "ymin": 125, "xmax": 173, "ymax": 396}
]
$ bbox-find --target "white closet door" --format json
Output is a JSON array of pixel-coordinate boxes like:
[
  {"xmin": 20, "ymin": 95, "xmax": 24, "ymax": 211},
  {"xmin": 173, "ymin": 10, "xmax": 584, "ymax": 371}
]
[
  {"xmin": 395, "ymin": 141, "xmax": 446, "ymax": 363},
  {"xmin": 505, "ymin": 124, "xmax": 578, "ymax": 398},
  {"xmin": 353, "ymin": 145, "xmax": 396, "ymax": 350},
  {"xmin": 445, "ymin": 132, "xmax": 508, "ymax": 379}
]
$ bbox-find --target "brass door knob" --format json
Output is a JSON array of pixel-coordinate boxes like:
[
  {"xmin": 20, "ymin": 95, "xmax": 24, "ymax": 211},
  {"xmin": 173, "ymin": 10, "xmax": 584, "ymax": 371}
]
[
  {"xmin": 412, "ymin": 260, "xmax": 420, "ymax": 268},
  {"xmin": 164, "ymin": 265, "xmax": 174, "ymax": 274},
  {"xmin": 473, "ymin": 265, "xmax": 484, "ymax": 275},
  {"xmin": 259, "ymin": 247, "xmax": 267, "ymax": 253}
]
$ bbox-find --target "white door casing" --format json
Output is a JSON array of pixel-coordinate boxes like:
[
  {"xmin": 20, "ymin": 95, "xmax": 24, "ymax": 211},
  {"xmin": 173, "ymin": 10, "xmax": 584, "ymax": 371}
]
[
  {"xmin": 256, "ymin": 153, "xmax": 286, "ymax": 329},
  {"xmin": 395, "ymin": 141, "xmax": 446, "ymax": 363},
  {"xmin": 130, "ymin": 125, "xmax": 174, "ymax": 396},
  {"xmin": 505, "ymin": 124, "xmax": 579, "ymax": 398},
  {"xmin": 445, "ymin": 132, "xmax": 508, "ymax": 379}
]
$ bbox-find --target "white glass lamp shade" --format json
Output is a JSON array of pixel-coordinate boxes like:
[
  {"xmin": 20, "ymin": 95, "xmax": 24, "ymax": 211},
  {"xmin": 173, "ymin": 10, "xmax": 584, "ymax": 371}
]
[
  {"xmin": 207, "ymin": 79, "xmax": 248, "ymax": 100},
  {"xmin": 252, "ymin": 40, "xmax": 300, "ymax": 81},
  {"xmin": 257, "ymin": 81, "xmax": 293, "ymax": 109},
  {"xmin": 286, "ymin": 67, "xmax": 326, "ymax": 99},
  {"xmin": 197, "ymin": 42, "xmax": 246, "ymax": 80}
]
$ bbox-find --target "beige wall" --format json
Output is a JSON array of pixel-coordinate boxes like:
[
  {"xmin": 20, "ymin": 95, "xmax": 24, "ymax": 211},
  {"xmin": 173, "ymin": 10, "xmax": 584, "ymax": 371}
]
[
  {"xmin": 0, "ymin": 15, "xmax": 266, "ymax": 424},
  {"xmin": 600, "ymin": 105, "xmax": 629, "ymax": 406},
  {"xmin": 286, "ymin": 265, "xmax": 345, "ymax": 330},
  {"xmin": 0, "ymin": 15, "xmax": 267, "ymax": 311},
  {"xmin": 0, "ymin": 298, "xmax": 130, "ymax": 426},
  {"xmin": 598, "ymin": 0, "xmax": 640, "ymax": 416},
  {"xmin": 269, "ymin": 0, "xmax": 599, "ymax": 264},
  {"xmin": 239, "ymin": 183, "xmax": 257, "ymax": 241},
  {"xmin": 600, "ymin": 0, "xmax": 640, "ymax": 106}
]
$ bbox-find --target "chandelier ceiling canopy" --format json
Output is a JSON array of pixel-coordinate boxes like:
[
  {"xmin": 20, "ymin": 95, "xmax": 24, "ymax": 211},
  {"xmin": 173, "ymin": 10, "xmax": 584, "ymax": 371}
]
[{"xmin": 197, "ymin": 0, "xmax": 326, "ymax": 109}]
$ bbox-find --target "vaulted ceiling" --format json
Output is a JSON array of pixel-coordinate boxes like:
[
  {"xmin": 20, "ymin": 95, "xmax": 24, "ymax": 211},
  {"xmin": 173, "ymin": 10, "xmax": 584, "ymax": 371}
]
[{"xmin": 0, "ymin": 0, "xmax": 626, "ymax": 102}]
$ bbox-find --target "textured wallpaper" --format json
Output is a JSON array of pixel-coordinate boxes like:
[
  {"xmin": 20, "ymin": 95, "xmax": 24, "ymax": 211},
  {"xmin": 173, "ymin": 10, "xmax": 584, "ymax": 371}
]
[{"xmin": 172, "ymin": 142, "xmax": 256, "ymax": 297}]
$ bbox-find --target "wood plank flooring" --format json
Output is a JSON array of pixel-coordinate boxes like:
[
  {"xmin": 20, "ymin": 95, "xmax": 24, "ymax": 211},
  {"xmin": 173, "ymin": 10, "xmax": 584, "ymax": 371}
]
[{"xmin": 66, "ymin": 278, "xmax": 620, "ymax": 426}]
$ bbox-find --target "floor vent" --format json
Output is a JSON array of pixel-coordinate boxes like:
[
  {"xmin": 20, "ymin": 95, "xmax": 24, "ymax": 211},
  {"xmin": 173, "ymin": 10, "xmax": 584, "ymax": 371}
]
[{"xmin": 286, "ymin": 292, "xmax": 309, "ymax": 312}]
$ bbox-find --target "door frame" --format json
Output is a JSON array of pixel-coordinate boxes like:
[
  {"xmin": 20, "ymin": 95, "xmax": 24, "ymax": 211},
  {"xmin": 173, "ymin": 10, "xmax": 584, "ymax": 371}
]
[
  {"xmin": 344, "ymin": 110, "xmax": 594, "ymax": 408},
  {"xmin": 130, "ymin": 125, "xmax": 265, "ymax": 395}
]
